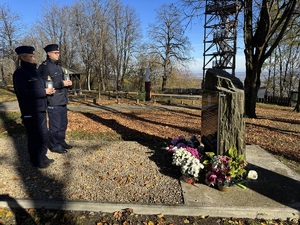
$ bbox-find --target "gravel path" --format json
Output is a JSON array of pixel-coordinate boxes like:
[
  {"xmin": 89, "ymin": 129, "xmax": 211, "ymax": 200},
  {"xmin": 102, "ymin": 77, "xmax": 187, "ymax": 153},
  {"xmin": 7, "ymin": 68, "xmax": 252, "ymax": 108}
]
[{"xmin": 0, "ymin": 137, "xmax": 183, "ymax": 204}]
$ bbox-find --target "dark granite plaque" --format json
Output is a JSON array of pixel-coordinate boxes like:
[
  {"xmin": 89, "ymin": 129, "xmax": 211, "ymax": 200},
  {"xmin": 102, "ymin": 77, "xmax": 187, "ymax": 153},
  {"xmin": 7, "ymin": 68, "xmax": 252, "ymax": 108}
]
[{"xmin": 201, "ymin": 91, "xmax": 220, "ymax": 154}]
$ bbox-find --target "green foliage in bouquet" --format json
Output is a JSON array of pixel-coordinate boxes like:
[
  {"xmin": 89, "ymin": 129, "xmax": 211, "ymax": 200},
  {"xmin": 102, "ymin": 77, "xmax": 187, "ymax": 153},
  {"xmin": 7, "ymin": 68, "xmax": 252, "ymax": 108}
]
[
  {"xmin": 203, "ymin": 147, "xmax": 247, "ymax": 187},
  {"xmin": 226, "ymin": 146, "xmax": 247, "ymax": 180}
]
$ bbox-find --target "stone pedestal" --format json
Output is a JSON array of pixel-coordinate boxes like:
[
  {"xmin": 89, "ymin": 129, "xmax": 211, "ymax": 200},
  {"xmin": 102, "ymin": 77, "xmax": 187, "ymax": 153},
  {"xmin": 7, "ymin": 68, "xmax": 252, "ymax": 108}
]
[{"xmin": 201, "ymin": 69, "xmax": 245, "ymax": 156}]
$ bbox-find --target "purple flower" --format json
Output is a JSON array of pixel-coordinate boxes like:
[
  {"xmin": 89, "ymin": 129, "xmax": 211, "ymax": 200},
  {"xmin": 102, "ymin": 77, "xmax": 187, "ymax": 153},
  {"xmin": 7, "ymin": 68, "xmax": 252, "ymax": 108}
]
[
  {"xmin": 171, "ymin": 138, "xmax": 179, "ymax": 145},
  {"xmin": 177, "ymin": 142, "xmax": 186, "ymax": 148}
]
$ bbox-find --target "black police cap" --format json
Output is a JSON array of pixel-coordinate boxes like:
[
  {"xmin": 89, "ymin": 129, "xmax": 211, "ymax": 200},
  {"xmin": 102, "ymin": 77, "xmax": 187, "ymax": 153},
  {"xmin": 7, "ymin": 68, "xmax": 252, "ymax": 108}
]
[
  {"xmin": 15, "ymin": 46, "xmax": 35, "ymax": 55},
  {"xmin": 44, "ymin": 44, "xmax": 59, "ymax": 52}
]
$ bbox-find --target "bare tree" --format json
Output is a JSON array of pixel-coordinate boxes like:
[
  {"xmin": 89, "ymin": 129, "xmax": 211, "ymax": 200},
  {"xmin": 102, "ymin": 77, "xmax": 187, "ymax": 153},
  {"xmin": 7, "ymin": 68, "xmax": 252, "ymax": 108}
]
[
  {"xmin": 148, "ymin": 3, "xmax": 192, "ymax": 91},
  {"xmin": 36, "ymin": 3, "xmax": 65, "ymax": 45},
  {"xmin": 243, "ymin": 0, "xmax": 298, "ymax": 117},
  {"xmin": 74, "ymin": 0, "xmax": 112, "ymax": 96},
  {"xmin": 31, "ymin": 2, "xmax": 77, "ymax": 67},
  {"xmin": 92, "ymin": 2, "xmax": 111, "ymax": 94},
  {"xmin": 29, "ymin": 0, "xmax": 141, "ymax": 93},
  {"xmin": 291, "ymin": 7, "xmax": 300, "ymax": 112},
  {"xmin": 181, "ymin": 0, "xmax": 298, "ymax": 117},
  {"xmin": 0, "ymin": 3, "xmax": 22, "ymax": 85},
  {"xmin": 108, "ymin": 0, "xmax": 142, "ymax": 91},
  {"xmin": 180, "ymin": 0, "xmax": 205, "ymax": 19},
  {"xmin": 264, "ymin": 33, "xmax": 300, "ymax": 98},
  {"xmin": 70, "ymin": 1, "xmax": 101, "ymax": 91}
]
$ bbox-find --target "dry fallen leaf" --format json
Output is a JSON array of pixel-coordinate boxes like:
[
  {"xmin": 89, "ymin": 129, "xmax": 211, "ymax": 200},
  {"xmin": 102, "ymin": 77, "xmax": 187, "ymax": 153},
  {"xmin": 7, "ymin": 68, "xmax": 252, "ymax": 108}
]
[
  {"xmin": 99, "ymin": 175, "xmax": 107, "ymax": 180},
  {"xmin": 114, "ymin": 176, "xmax": 122, "ymax": 183},
  {"xmin": 113, "ymin": 211, "xmax": 123, "ymax": 220},
  {"xmin": 124, "ymin": 208, "xmax": 134, "ymax": 216},
  {"xmin": 5, "ymin": 211, "xmax": 13, "ymax": 218},
  {"xmin": 157, "ymin": 213, "xmax": 164, "ymax": 218}
]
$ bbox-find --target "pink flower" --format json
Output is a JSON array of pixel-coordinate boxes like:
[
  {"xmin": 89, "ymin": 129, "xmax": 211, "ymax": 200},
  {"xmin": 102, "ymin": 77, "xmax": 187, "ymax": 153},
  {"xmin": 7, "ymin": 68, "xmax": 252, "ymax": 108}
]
[
  {"xmin": 186, "ymin": 146, "xmax": 201, "ymax": 159},
  {"xmin": 168, "ymin": 145, "xmax": 173, "ymax": 154},
  {"xmin": 205, "ymin": 173, "xmax": 217, "ymax": 185},
  {"xmin": 217, "ymin": 177, "xmax": 224, "ymax": 184}
]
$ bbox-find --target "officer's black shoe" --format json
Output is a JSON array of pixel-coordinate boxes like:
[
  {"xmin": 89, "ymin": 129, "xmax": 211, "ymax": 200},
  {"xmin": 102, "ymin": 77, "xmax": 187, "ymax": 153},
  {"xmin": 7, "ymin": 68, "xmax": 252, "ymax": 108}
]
[
  {"xmin": 50, "ymin": 148, "xmax": 68, "ymax": 154},
  {"xmin": 61, "ymin": 143, "xmax": 73, "ymax": 149},
  {"xmin": 46, "ymin": 158, "xmax": 55, "ymax": 164},
  {"xmin": 32, "ymin": 160, "xmax": 51, "ymax": 169}
]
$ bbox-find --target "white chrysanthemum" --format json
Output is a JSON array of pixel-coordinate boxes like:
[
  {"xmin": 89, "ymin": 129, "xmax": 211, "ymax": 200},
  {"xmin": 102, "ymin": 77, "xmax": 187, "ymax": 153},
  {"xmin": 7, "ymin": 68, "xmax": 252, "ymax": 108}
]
[
  {"xmin": 172, "ymin": 147, "xmax": 188, "ymax": 166},
  {"xmin": 181, "ymin": 156, "xmax": 204, "ymax": 178},
  {"xmin": 171, "ymin": 146, "xmax": 204, "ymax": 179}
]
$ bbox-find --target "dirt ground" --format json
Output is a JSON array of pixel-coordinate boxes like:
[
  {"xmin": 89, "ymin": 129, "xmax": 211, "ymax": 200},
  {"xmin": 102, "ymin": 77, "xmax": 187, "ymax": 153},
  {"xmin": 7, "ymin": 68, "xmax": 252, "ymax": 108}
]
[
  {"xmin": 66, "ymin": 99, "xmax": 300, "ymax": 173},
  {"xmin": 1, "ymin": 207, "xmax": 299, "ymax": 225},
  {"xmin": 0, "ymin": 94, "xmax": 299, "ymax": 224}
]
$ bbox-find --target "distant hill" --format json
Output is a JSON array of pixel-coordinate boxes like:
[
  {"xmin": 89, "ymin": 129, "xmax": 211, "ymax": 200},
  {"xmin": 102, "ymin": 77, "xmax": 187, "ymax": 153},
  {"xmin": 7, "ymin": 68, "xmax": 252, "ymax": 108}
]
[{"xmin": 235, "ymin": 71, "xmax": 245, "ymax": 82}]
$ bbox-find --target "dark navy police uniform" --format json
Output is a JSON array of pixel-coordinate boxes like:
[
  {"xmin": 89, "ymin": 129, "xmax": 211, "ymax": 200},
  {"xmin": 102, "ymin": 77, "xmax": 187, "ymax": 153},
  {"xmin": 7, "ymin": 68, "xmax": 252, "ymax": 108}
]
[
  {"xmin": 38, "ymin": 44, "xmax": 70, "ymax": 152},
  {"xmin": 13, "ymin": 46, "xmax": 52, "ymax": 168}
]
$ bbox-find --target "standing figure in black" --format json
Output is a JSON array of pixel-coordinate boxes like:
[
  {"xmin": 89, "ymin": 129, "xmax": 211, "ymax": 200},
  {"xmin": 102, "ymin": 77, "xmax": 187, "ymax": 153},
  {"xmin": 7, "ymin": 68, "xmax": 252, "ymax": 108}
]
[
  {"xmin": 38, "ymin": 44, "xmax": 72, "ymax": 154},
  {"xmin": 13, "ymin": 46, "xmax": 55, "ymax": 168}
]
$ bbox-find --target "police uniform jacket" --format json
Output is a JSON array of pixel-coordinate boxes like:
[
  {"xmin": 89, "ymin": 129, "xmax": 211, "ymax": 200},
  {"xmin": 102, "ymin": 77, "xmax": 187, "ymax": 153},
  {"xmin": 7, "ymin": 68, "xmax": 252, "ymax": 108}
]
[
  {"xmin": 38, "ymin": 58, "xmax": 68, "ymax": 106},
  {"xmin": 13, "ymin": 61, "xmax": 47, "ymax": 116}
]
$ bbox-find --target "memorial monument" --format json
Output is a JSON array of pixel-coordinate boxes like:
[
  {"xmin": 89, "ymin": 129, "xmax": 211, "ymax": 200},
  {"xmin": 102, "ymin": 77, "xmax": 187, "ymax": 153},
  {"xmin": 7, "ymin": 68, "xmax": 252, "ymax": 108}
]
[{"xmin": 201, "ymin": 68, "xmax": 245, "ymax": 156}]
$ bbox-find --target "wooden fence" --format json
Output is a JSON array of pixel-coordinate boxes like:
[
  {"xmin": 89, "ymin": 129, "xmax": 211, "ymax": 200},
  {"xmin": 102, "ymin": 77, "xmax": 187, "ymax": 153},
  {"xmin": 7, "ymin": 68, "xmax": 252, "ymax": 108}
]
[
  {"xmin": 257, "ymin": 96, "xmax": 291, "ymax": 106},
  {"xmin": 162, "ymin": 88, "xmax": 202, "ymax": 95},
  {"xmin": 69, "ymin": 90, "xmax": 294, "ymax": 107}
]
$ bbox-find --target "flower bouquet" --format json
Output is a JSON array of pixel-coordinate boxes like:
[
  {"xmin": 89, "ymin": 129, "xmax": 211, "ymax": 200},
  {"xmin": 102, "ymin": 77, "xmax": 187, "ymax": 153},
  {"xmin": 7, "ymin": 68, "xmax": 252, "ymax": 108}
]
[
  {"xmin": 167, "ymin": 136, "xmax": 204, "ymax": 182},
  {"xmin": 203, "ymin": 147, "xmax": 248, "ymax": 188},
  {"xmin": 166, "ymin": 137, "xmax": 258, "ymax": 188}
]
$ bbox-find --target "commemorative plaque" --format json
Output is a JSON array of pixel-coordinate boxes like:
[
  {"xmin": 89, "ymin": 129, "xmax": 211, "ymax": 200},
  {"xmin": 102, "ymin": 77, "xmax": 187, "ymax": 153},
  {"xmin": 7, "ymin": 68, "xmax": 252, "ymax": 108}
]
[{"xmin": 201, "ymin": 91, "xmax": 221, "ymax": 154}]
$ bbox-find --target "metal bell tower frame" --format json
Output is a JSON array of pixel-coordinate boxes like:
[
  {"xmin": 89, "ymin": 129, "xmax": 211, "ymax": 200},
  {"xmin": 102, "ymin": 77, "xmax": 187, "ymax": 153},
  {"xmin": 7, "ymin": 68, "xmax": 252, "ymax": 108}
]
[{"xmin": 203, "ymin": 0, "xmax": 240, "ymax": 80}]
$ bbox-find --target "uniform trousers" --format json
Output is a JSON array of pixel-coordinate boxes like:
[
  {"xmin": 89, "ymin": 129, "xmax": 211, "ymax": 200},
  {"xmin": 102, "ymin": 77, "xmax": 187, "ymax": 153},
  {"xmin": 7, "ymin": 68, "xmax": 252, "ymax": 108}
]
[
  {"xmin": 47, "ymin": 105, "xmax": 68, "ymax": 150},
  {"xmin": 22, "ymin": 111, "xmax": 48, "ymax": 165}
]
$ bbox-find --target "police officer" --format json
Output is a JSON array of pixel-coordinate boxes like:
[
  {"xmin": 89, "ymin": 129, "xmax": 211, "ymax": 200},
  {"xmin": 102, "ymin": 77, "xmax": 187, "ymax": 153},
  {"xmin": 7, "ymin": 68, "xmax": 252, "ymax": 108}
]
[
  {"xmin": 38, "ymin": 44, "xmax": 72, "ymax": 154},
  {"xmin": 13, "ymin": 46, "xmax": 55, "ymax": 168}
]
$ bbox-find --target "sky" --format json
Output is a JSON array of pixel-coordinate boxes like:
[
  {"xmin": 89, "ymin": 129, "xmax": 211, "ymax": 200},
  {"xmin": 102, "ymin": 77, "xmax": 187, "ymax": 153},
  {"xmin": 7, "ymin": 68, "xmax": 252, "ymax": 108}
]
[{"xmin": 7, "ymin": 0, "xmax": 245, "ymax": 76}]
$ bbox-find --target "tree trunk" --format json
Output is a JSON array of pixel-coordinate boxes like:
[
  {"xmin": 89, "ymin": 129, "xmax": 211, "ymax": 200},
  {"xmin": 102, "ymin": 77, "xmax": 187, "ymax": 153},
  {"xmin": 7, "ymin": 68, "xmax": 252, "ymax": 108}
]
[
  {"xmin": 272, "ymin": 53, "xmax": 277, "ymax": 97},
  {"xmin": 86, "ymin": 69, "xmax": 91, "ymax": 91},
  {"xmin": 98, "ymin": 82, "xmax": 101, "ymax": 100},
  {"xmin": 0, "ymin": 64, "xmax": 5, "ymax": 86},
  {"xmin": 243, "ymin": 0, "xmax": 297, "ymax": 118},
  {"xmin": 162, "ymin": 76, "xmax": 167, "ymax": 91},
  {"xmin": 294, "ymin": 79, "xmax": 300, "ymax": 112},
  {"xmin": 243, "ymin": 0, "xmax": 256, "ymax": 118},
  {"xmin": 244, "ymin": 67, "xmax": 261, "ymax": 118},
  {"xmin": 278, "ymin": 46, "xmax": 283, "ymax": 97}
]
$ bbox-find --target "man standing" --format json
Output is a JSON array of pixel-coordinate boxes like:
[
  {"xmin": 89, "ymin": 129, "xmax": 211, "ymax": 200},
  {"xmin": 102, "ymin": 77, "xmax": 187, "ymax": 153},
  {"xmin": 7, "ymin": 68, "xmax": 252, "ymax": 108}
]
[
  {"xmin": 13, "ymin": 45, "xmax": 55, "ymax": 168},
  {"xmin": 39, "ymin": 44, "xmax": 72, "ymax": 154}
]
